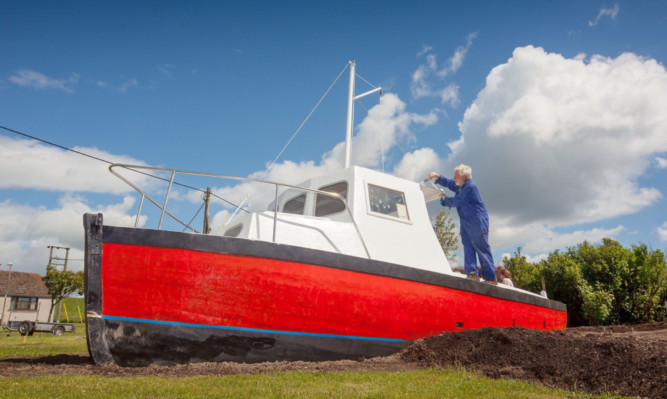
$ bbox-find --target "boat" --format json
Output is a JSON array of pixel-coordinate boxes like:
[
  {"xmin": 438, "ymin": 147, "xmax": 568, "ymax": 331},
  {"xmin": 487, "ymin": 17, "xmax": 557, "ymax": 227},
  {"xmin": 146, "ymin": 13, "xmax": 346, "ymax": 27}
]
[{"xmin": 83, "ymin": 61, "xmax": 567, "ymax": 367}]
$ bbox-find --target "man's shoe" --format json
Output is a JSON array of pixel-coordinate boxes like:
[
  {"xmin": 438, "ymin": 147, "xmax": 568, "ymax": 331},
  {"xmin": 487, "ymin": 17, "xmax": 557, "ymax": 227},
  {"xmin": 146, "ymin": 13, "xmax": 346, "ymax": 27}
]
[
  {"xmin": 467, "ymin": 272, "xmax": 480, "ymax": 281},
  {"xmin": 483, "ymin": 280, "xmax": 498, "ymax": 285}
]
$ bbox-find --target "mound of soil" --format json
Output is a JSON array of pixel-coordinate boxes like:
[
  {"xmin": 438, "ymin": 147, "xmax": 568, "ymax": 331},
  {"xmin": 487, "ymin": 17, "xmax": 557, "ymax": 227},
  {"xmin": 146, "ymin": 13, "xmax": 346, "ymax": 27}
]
[
  {"xmin": 401, "ymin": 321, "xmax": 666, "ymax": 399},
  {"xmin": 1, "ymin": 322, "xmax": 664, "ymax": 398}
]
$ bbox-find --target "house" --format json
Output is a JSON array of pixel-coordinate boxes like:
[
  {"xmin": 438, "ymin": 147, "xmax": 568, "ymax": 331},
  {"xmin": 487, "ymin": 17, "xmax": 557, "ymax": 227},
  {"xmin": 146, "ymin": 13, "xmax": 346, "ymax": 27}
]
[{"xmin": 0, "ymin": 270, "xmax": 51, "ymax": 326}]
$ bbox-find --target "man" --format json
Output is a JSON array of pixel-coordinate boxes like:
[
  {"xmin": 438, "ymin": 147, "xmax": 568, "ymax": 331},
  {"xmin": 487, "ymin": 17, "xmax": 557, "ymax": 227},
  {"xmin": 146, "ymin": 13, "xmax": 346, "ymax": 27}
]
[{"xmin": 428, "ymin": 165, "xmax": 497, "ymax": 284}]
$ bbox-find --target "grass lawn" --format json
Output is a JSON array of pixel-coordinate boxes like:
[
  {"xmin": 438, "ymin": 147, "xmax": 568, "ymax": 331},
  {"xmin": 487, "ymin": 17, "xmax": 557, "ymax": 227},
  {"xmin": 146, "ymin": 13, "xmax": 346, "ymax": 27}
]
[
  {"xmin": 0, "ymin": 322, "xmax": 87, "ymax": 357},
  {"xmin": 54, "ymin": 297, "xmax": 85, "ymax": 323},
  {"xmin": 0, "ymin": 368, "xmax": 624, "ymax": 399},
  {"xmin": 0, "ymin": 320, "xmax": 625, "ymax": 398}
]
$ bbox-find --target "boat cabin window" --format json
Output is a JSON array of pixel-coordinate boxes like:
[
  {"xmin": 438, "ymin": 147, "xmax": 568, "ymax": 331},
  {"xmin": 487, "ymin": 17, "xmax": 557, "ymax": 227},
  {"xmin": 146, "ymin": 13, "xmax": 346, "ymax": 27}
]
[
  {"xmin": 315, "ymin": 181, "xmax": 348, "ymax": 217},
  {"xmin": 368, "ymin": 184, "xmax": 409, "ymax": 221},
  {"xmin": 282, "ymin": 193, "xmax": 306, "ymax": 215},
  {"xmin": 224, "ymin": 224, "xmax": 243, "ymax": 237}
]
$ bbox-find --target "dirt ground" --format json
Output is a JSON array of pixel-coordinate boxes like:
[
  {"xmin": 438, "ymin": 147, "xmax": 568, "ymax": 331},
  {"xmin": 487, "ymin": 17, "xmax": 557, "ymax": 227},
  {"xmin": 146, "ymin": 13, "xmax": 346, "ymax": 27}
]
[{"xmin": 1, "ymin": 322, "xmax": 665, "ymax": 399}]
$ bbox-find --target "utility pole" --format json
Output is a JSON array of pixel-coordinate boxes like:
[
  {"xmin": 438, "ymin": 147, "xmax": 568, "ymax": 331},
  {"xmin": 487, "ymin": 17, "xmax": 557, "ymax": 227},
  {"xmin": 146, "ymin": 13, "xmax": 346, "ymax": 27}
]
[
  {"xmin": 47, "ymin": 246, "xmax": 70, "ymax": 322},
  {"xmin": 47, "ymin": 246, "xmax": 69, "ymax": 270},
  {"xmin": 203, "ymin": 187, "xmax": 211, "ymax": 235},
  {"xmin": 1, "ymin": 263, "xmax": 13, "ymax": 327}
]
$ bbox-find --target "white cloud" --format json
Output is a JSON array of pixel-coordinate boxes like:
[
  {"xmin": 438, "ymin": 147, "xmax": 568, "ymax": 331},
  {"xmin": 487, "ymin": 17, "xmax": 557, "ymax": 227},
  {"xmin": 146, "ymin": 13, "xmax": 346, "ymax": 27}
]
[
  {"xmin": 417, "ymin": 45, "xmax": 433, "ymax": 58},
  {"xmin": 440, "ymin": 32, "xmax": 477, "ymax": 78},
  {"xmin": 393, "ymin": 148, "xmax": 444, "ymax": 182},
  {"xmin": 589, "ymin": 4, "xmax": 619, "ymax": 27},
  {"xmin": 450, "ymin": 46, "xmax": 667, "ymax": 228},
  {"xmin": 0, "ymin": 136, "xmax": 150, "ymax": 194},
  {"xmin": 9, "ymin": 69, "xmax": 79, "ymax": 92},
  {"xmin": 491, "ymin": 219, "xmax": 623, "ymax": 262},
  {"xmin": 157, "ymin": 64, "xmax": 175, "ymax": 77},
  {"xmin": 96, "ymin": 78, "xmax": 138, "ymax": 93},
  {"xmin": 656, "ymin": 157, "xmax": 667, "ymax": 169},
  {"xmin": 344, "ymin": 93, "xmax": 439, "ymax": 168},
  {"xmin": 411, "ymin": 33, "xmax": 476, "ymax": 103},
  {"xmin": 658, "ymin": 222, "xmax": 667, "ymax": 242},
  {"xmin": 439, "ymin": 83, "xmax": 460, "ymax": 107},
  {"xmin": 522, "ymin": 226, "xmax": 624, "ymax": 254}
]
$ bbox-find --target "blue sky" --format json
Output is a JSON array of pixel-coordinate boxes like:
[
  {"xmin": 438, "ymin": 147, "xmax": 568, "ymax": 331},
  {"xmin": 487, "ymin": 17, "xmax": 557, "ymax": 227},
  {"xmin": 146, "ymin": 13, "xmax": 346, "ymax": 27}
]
[{"xmin": 1, "ymin": 1, "xmax": 666, "ymax": 274}]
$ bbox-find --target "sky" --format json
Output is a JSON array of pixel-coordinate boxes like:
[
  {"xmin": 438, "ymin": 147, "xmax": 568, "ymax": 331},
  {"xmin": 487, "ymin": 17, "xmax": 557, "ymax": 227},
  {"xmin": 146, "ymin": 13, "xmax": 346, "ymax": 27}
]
[{"xmin": 1, "ymin": 1, "xmax": 667, "ymax": 275}]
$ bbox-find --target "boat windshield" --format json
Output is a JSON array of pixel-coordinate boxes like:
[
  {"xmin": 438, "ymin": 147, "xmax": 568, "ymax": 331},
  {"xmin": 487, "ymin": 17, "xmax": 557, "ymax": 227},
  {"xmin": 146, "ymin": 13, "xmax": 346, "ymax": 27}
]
[
  {"xmin": 315, "ymin": 182, "xmax": 348, "ymax": 217},
  {"xmin": 282, "ymin": 193, "xmax": 306, "ymax": 215}
]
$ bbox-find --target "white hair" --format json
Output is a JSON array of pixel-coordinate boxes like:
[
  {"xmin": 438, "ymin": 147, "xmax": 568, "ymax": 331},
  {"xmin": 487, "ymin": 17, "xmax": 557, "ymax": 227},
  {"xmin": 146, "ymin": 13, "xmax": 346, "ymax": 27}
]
[{"xmin": 455, "ymin": 164, "xmax": 472, "ymax": 179}]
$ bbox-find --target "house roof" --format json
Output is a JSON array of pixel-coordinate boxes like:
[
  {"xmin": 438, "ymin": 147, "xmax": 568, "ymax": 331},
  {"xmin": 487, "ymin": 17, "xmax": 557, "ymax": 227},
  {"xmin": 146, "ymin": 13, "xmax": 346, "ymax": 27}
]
[{"xmin": 0, "ymin": 270, "xmax": 49, "ymax": 297}]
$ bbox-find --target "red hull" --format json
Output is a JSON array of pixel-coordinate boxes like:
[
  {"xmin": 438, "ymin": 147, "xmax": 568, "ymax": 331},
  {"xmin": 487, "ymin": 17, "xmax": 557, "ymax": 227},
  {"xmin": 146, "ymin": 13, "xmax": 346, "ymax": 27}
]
[{"xmin": 103, "ymin": 243, "xmax": 566, "ymax": 340}]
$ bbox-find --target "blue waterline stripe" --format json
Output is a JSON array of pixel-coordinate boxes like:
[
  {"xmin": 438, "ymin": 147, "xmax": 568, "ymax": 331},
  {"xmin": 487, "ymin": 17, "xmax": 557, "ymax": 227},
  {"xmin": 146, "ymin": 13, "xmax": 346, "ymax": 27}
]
[{"xmin": 103, "ymin": 315, "xmax": 406, "ymax": 342}]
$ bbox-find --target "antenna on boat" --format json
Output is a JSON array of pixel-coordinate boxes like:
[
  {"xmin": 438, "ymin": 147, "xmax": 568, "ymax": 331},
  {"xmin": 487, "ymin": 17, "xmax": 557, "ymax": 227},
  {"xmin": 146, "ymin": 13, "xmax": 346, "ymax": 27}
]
[{"xmin": 344, "ymin": 60, "xmax": 383, "ymax": 168}]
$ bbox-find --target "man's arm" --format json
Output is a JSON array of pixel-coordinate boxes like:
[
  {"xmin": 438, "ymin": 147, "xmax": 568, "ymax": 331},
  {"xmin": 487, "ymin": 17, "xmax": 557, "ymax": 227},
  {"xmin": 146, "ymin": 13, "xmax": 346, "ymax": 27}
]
[
  {"xmin": 443, "ymin": 184, "xmax": 472, "ymax": 208},
  {"xmin": 435, "ymin": 176, "xmax": 459, "ymax": 192}
]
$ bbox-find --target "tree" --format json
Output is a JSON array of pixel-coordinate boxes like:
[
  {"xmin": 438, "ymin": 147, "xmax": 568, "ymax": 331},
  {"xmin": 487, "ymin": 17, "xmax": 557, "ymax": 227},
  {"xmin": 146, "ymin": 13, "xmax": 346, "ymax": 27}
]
[
  {"xmin": 502, "ymin": 247, "xmax": 542, "ymax": 292},
  {"xmin": 431, "ymin": 209, "xmax": 458, "ymax": 262},
  {"xmin": 540, "ymin": 250, "xmax": 594, "ymax": 326},
  {"xmin": 42, "ymin": 266, "xmax": 84, "ymax": 322},
  {"xmin": 625, "ymin": 244, "xmax": 667, "ymax": 323},
  {"xmin": 505, "ymin": 239, "xmax": 667, "ymax": 327}
]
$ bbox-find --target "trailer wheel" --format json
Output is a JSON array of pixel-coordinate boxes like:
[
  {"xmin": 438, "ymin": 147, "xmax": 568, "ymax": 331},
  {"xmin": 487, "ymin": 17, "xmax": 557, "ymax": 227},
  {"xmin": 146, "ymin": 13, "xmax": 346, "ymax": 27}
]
[
  {"xmin": 18, "ymin": 321, "xmax": 33, "ymax": 336},
  {"xmin": 53, "ymin": 326, "xmax": 65, "ymax": 336}
]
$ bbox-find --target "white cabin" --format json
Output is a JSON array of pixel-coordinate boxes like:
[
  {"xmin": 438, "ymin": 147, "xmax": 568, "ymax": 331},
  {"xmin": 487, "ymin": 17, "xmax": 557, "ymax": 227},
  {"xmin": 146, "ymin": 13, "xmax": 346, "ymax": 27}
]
[{"xmin": 222, "ymin": 166, "xmax": 452, "ymax": 274}]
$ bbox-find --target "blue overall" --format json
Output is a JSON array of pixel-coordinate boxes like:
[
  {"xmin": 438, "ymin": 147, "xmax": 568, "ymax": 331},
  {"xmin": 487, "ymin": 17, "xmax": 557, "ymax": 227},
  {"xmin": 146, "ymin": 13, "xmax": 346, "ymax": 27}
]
[{"xmin": 436, "ymin": 176, "xmax": 496, "ymax": 281}]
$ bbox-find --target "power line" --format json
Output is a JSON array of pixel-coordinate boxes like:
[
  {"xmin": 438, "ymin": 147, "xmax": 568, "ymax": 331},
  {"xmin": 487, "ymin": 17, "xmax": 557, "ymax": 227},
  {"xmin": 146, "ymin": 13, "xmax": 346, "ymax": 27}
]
[
  {"xmin": 0, "ymin": 124, "xmax": 248, "ymax": 213},
  {"xmin": 1, "ymin": 124, "xmax": 111, "ymax": 164}
]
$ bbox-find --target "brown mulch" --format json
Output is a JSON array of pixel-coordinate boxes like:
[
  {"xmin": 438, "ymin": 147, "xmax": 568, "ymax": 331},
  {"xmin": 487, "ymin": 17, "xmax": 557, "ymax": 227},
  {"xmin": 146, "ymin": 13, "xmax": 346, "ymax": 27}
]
[
  {"xmin": 402, "ymin": 321, "xmax": 666, "ymax": 399},
  {"xmin": 1, "ymin": 322, "xmax": 665, "ymax": 398}
]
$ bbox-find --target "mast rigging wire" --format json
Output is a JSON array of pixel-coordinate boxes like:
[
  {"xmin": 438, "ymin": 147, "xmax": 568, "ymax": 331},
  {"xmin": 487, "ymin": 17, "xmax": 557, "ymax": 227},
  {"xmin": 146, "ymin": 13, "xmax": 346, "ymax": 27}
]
[{"xmin": 225, "ymin": 62, "xmax": 350, "ymax": 224}]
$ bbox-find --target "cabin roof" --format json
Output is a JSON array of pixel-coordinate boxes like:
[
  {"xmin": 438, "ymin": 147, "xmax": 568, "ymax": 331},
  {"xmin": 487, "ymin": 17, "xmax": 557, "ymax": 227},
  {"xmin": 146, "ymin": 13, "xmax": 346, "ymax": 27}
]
[{"xmin": 0, "ymin": 270, "xmax": 49, "ymax": 297}]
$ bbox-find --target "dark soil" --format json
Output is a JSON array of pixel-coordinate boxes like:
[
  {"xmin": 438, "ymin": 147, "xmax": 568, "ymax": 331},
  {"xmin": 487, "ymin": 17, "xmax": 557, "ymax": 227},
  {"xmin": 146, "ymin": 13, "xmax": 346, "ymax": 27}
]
[
  {"xmin": 402, "ymin": 321, "xmax": 666, "ymax": 399},
  {"xmin": 1, "ymin": 322, "xmax": 665, "ymax": 398}
]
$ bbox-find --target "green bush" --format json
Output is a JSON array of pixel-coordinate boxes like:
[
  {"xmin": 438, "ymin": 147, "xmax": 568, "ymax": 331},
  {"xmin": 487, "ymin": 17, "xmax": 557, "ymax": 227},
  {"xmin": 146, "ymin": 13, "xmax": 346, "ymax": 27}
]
[{"xmin": 503, "ymin": 239, "xmax": 666, "ymax": 326}]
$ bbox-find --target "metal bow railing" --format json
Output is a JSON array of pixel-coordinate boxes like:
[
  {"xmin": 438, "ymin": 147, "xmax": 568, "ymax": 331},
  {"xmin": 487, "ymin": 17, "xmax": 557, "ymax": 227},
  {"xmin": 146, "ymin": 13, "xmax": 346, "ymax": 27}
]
[{"xmin": 108, "ymin": 164, "xmax": 370, "ymax": 258}]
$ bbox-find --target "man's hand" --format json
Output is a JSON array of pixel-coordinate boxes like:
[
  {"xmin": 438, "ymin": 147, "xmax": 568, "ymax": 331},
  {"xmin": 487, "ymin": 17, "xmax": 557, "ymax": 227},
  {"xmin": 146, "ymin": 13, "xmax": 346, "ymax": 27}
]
[
  {"xmin": 428, "ymin": 172, "xmax": 440, "ymax": 180},
  {"xmin": 439, "ymin": 192, "xmax": 447, "ymax": 207}
]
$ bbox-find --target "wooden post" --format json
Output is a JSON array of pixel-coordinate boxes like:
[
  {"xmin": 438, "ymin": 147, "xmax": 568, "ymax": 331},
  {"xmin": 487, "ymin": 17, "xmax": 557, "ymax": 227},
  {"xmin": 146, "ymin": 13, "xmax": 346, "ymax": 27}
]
[
  {"xmin": 63, "ymin": 303, "xmax": 69, "ymax": 322},
  {"xmin": 203, "ymin": 187, "xmax": 211, "ymax": 234}
]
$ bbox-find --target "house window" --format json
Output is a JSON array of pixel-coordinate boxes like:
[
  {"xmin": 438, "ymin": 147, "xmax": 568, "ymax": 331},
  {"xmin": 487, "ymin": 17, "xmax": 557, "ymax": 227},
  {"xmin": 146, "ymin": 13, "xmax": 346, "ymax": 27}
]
[
  {"xmin": 12, "ymin": 297, "xmax": 38, "ymax": 311},
  {"xmin": 282, "ymin": 193, "xmax": 306, "ymax": 215},
  {"xmin": 315, "ymin": 182, "xmax": 348, "ymax": 217},
  {"xmin": 368, "ymin": 184, "xmax": 409, "ymax": 221}
]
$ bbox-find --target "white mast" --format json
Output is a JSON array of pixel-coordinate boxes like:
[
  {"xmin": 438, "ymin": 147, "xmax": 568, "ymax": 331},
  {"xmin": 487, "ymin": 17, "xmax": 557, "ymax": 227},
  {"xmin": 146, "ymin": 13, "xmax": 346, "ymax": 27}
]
[
  {"xmin": 344, "ymin": 61, "xmax": 356, "ymax": 169},
  {"xmin": 344, "ymin": 60, "xmax": 382, "ymax": 169}
]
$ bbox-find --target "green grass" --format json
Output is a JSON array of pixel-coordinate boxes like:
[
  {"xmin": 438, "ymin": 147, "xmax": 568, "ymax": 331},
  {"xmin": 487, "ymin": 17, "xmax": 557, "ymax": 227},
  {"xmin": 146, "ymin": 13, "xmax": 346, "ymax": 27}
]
[
  {"xmin": 0, "ymin": 321, "xmax": 628, "ymax": 398},
  {"xmin": 54, "ymin": 297, "xmax": 85, "ymax": 323},
  {"xmin": 0, "ymin": 368, "xmax": 625, "ymax": 399},
  {"xmin": 0, "ymin": 322, "xmax": 87, "ymax": 357}
]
